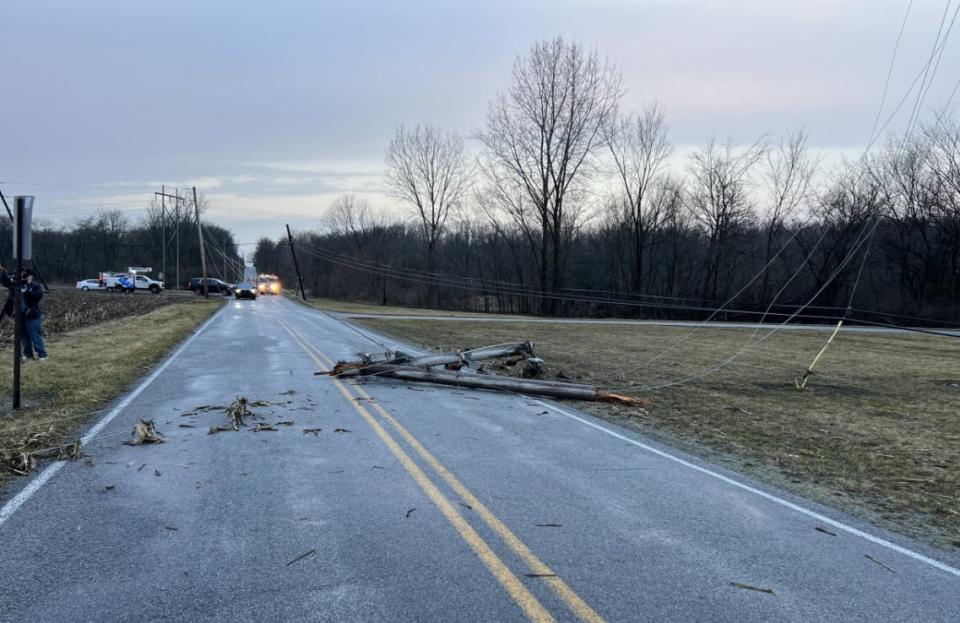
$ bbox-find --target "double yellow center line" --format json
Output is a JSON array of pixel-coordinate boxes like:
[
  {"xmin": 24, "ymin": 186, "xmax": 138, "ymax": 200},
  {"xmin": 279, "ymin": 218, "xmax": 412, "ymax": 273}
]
[{"xmin": 277, "ymin": 316, "xmax": 604, "ymax": 623}]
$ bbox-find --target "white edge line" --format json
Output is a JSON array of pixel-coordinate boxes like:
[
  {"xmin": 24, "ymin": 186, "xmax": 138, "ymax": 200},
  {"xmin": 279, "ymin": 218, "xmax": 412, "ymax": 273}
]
[
  {"xmin": 534, "ymin": 399, "xmax": 960, "ymax": 579},
  {"xmin": 0, "ymin": 303, "xmax": 227, "ymax": 528}
]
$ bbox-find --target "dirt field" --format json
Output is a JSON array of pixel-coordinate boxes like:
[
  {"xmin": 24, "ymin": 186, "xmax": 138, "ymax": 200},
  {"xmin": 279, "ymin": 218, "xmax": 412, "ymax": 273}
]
[
  {"xmin": 357, "ymin": 317, "xmax": 960, "ymax": 552},
  {"xmin": 0, "ymin": 288, "xmax": 183, "ymax": 344}
]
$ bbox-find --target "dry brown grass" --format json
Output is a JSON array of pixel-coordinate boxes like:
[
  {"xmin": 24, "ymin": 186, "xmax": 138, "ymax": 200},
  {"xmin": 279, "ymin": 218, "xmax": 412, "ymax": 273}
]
[
  {"xmin": 0, "ymin": 299, "xmax": 220, "ymax": 485},
  {"xmin": 297, "ymin": 295, "xmax": 523, "ymax": 318},
  {"xmin": 359, "ymin": 318, "xmax": 960, "ymax": 552}
]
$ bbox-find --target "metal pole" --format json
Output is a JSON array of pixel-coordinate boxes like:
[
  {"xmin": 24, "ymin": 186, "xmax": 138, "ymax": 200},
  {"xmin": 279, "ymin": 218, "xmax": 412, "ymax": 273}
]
[
  {"xmin": 286, "ymin": 224, "xmax": 308, "ymax": 301},
  {"xmin": 193, "ymin": 187, "xmax": 209, "ymax": 298},
  {"xmin": 12, "ymin": 198, "xmax": 25, "ymax": 409}
]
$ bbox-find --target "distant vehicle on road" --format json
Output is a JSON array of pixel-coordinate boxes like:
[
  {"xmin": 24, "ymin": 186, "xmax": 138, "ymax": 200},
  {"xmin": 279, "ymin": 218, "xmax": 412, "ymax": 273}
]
[
  {"xmin": 75, "ymin": 278, "xmax": 104, "ymax": 291},
  {"xmin": 188, "ymin": 277, "xmax": 233, "ymax": 296},
  {"xmin": 257, "ymin": 274, "xmax": 281, "ymax": 295},
  {"xmin": 99, "ymin": 272, "xmax": 164, "ymax": 293},
  {"xmin": 233, "ymin": 282, "xmax": 257, "ymax": 300}
]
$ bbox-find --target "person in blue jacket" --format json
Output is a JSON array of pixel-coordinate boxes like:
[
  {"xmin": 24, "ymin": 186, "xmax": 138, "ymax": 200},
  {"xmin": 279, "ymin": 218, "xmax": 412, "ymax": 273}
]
[{"xmin": 20, "ymin": 269, "xmax": 47, "ymax": 361}]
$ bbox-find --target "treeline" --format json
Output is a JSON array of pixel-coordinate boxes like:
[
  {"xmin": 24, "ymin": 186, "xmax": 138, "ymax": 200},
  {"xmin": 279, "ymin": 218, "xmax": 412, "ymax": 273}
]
[
  {"xmin": 254, "ymin": 38, "xmax": 960, "ymax": 326},
  {"xmin": 0, "ymin": 206, "xmax": 244, "ymax": 288}
]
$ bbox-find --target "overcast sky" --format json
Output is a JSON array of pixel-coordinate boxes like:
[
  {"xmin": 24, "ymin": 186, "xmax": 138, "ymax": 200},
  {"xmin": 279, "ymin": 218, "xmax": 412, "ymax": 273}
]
[{"xmin": 1, "ymin": 0, "xmax": 957, "ymax": 244}]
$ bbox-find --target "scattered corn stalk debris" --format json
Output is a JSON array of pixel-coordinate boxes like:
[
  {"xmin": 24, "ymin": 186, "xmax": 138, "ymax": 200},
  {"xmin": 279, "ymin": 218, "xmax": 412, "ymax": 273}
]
[
  {"xmin": 227, "ymin": 398, "xmax": 250, "ymax": 430},
  {"xmin": 124, "ymin": 419, "xmax": 166, "ymax": 446},
  {"xmin": 1, "ymin": 439, "xmax": 83, "ymax": 475},
  {"xmin": 252, "ymin": 423, "xmax": 278, "ymax": 432},
  {"xmin": 180, "ymin": 404, "xmax": 228, "ymax": 417},
  {"xmin": 317, "ymin": 341, "xmax": 647, "ymax": 406},
  {"xmin": 303, "ymin": 428, "xmax": 322, "ymax": 436}
]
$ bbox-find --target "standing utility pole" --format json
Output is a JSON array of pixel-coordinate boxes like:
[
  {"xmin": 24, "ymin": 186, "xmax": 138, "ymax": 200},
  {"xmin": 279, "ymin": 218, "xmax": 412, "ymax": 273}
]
[
  {"xmin": 286, "ymin": 224, "xmax": 308, "ymax": 301},
  {"xmin": 175, "ymin": 189, "xmax": 181, "ymax": 289},
  {"xmin": 193, "ymin": 186, "xmax": 209, "ymax": 298},
  {"xmin": 160, "ymin": 185, "xmax": 166, "ymax": 284},
  {"xmin": 155, "ymin": 187, "xmax": 180, "ymax": 289},
  {"xmin": 12, "ymin": 196, "xmax": 33, "ymax": 410}
]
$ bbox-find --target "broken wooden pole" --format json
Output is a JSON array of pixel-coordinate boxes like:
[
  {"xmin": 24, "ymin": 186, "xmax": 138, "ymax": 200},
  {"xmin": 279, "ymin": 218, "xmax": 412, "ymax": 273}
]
[
  {"xmin": 321, "ymin": 364, "xmax": 647, "ymax": 407},
  {"xmin": 392, "ymin": 341, "xmax": 535, "ymax": 369}
]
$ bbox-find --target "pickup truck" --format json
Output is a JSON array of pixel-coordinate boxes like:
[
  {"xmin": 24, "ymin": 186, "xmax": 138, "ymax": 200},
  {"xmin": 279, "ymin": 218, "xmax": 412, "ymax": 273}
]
[{"xmin": 104, "ymin": 274, "xmax": 164, "ymax": 294}]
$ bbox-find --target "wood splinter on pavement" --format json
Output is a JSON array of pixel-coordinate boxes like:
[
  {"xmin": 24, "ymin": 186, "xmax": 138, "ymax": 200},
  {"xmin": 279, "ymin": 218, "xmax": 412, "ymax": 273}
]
[
  {"xmin": 286, "ymin": 548, "xmax": 317, "ymax": 566},
  {"xmin": 729, "ymin": 581, "xmax": 775, "ymax": 595}
]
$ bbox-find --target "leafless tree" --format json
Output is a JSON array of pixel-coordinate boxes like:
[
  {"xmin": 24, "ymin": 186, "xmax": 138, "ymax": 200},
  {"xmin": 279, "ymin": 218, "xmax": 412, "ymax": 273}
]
[
  {"xmin": 687, "ymin": 138, "xmax": 766, "ymax": 299},
  {"xmin": 384, "ymin": 124, "xmax": 473, "ymax": 274},
  {"xmin": 758, "ymin": 130, "xmax": 817, "ymax": 300},
  {"xmin": 604, "ymin": 103, "xmax": 673, "ymax": 292},
  {"xmin": 94, "ymin": 208, "xmax": 129, "ymax": 270},
  {"xmin": 324, "ymin": 194, "xmax": 381, "ymax": 252},
  {"xmin": 479, "ymin": 36, "xmax": 622, "ymax": 314}
]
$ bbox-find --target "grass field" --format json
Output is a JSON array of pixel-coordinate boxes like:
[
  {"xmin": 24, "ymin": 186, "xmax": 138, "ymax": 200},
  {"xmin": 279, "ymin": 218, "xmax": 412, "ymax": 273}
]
[
  {"xmin": 0, "ymin": 297, "xmax": 221, "ymax": 485},
  {"xmin": 358, "ymin": 317, "xmax": 960, "ymax": 552},
  {"xmin": 296, "ymin": 295, "xmax": 521, "ymax": 318}
]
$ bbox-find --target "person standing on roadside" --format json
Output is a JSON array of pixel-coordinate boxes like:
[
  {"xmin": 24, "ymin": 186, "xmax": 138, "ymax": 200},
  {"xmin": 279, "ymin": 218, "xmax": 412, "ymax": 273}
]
[
  {"xmin": 0, "ymin": 262, "xmax": 15, "ymax": 320},
  {"xmin": 20, "ymin": 268, "xmax": 47, "ymax": 361}
]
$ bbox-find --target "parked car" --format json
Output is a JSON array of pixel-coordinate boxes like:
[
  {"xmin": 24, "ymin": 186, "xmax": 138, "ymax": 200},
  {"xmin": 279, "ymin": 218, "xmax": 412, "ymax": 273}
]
[
  {"xmin": 75, "ymin": 278, "xmax": 104, "ymax": 291},
  {"xmin": 233, "ymin": 282, "xmax": 257, "ymax": 300},
  {"xmin": 187, "ymin": 277, "xmax": 233, "ymax": 296}
]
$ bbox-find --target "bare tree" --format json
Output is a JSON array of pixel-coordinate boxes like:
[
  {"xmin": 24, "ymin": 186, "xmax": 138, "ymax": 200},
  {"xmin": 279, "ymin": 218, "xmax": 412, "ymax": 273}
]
[
  {"xmin": 324, "ymin": 194, "xmax": 381, "ymax": 252},
  {"xmin": 384, "ymin": 124, "xmax": 472, "ymax": 275},
  {"xmin": 95, "ymin": 208, "xmax": 129, "ymax": 270},
  {"xmin": 687, "ymin": 138, "xmax": 766, "ymax": 300},
  {"xmin": 479, "ymin": 36, "xmax": 622, "ymax": 314},
  {"xmin": 758, "ymin": 130, "xmax": 817, "ymax": 300},
  {"xmin": 604, "ymin": 103, "xmax": 673, "ymax": 293}
]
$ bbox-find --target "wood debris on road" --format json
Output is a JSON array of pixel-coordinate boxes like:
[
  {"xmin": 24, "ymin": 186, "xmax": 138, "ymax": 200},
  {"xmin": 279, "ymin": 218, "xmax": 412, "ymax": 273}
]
[
  {"xmin": 1, "ymin": 439, "xmax": 82, "ymax": 475},
  {"xmin": 124, "ymin": 419, "xmax": 165, "ymax": 446},
  {"xmin": 729, "ymin": 581, "xmax": 776, "ymax": 595},
  {"xmin": 316, "ymin": 341, "xmax": 648, "ymax": 406}
]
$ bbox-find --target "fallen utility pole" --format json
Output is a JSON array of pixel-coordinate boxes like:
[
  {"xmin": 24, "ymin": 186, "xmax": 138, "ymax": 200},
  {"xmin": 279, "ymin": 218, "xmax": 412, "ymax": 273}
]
[
  {"xmin": 193, "ymin": 186, "xmax": 209, "ymax": 298},
  {"xmin": 369, "ymin": 342, "xmax": 534, "ymax": 369},
  {"xmin": 317, "ymin": 363, "xmax": 646, "ymax": 406},
  {"xmin": 286, "ymin": 224, "xmax": 308, "ymax": 301}
]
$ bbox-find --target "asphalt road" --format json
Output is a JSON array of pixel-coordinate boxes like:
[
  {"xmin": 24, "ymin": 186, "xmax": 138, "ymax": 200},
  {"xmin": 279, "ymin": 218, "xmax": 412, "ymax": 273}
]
[{"xmin": 1, "ymin": 296, "xmax": 958, "ymax": 622}]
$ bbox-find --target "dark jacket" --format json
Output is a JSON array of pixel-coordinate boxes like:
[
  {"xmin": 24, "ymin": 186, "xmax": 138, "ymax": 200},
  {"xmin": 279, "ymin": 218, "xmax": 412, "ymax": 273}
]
[
  {"xmin": 21, "ymin": 281, "xmax": 43, "ymax": 319},
  {"xmin": 1, "ymin": 272, "xmax": 14, "ymax": 318}
]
